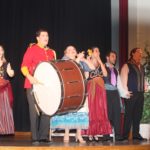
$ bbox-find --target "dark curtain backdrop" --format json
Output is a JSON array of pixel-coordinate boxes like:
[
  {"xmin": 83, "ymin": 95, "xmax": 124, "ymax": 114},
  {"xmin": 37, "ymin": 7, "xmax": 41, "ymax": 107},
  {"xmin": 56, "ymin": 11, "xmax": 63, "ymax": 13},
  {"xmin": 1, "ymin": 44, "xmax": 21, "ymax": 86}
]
[{"xmin": 0, "ymin": 0, "xmax": 111, "ymax": 131}]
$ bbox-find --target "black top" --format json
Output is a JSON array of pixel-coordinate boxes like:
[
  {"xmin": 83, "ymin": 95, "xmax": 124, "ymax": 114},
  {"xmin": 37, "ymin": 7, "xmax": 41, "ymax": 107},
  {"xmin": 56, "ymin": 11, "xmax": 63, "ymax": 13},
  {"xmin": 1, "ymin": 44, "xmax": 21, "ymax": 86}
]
[
  {"xmin": 88, "ymin": 66, "xmax": 102, "ymax": 80},
  {"xmin": 0, "ymin": 62, "xmax": 9, "ymax": 80}
]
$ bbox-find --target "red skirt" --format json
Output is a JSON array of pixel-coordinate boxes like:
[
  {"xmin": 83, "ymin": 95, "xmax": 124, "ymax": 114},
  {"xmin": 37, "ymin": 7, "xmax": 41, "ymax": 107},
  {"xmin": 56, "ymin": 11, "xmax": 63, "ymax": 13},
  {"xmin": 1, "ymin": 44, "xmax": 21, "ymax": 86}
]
[
  {"xmin": 0, "ymin": 81, "xmax": 14, "ymax": 135},
  {"xmin": 84, "ymin": 77, "xmax": 112, "ymax": 136}
]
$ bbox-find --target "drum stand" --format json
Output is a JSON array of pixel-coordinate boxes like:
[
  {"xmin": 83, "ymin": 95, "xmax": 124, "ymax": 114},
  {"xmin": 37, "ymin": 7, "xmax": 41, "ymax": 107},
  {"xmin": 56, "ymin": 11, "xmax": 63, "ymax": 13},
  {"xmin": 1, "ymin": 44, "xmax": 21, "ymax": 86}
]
[{"xmin": 49, "ymin": 129, "xmax": 77, "ymax": 141}]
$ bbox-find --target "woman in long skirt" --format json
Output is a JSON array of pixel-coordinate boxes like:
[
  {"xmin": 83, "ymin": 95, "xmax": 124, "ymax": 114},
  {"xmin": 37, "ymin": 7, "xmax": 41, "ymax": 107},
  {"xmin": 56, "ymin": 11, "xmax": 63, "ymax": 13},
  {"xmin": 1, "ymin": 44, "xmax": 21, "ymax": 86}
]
[
  {"xmin": 0, "ymin": 45, "xmax": 15, "ymax": 135},
  {"xmin": 83, "ymin": 47, "xmax": 112, "ymax": 141}
]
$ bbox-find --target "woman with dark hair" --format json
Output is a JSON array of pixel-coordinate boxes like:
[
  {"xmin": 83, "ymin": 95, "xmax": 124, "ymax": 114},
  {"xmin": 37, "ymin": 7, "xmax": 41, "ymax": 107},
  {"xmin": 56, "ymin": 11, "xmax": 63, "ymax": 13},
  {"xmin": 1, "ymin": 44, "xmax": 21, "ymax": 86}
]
[
  {"xmin": 84, "ymin": 47, "xmax": 112, "ymax": 141},
  {"xmin": 0, "ymin": 45, "xmax": 15, "ymax": 135}
]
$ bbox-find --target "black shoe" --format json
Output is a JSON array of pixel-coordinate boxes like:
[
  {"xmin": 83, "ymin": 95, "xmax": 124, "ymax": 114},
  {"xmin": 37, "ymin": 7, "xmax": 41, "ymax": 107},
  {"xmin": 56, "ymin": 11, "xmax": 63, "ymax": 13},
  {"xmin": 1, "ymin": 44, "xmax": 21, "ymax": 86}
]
[
  {"xmin": 123, "ymin": 137, "xmax": 129, "ymax": 141},
  {"xmin": 93, "ymin": 136, "xmax": 99, "ymax": 142},
  {"xmin": 102, "ymin": 136, "xmax": 112, "ymax": 141},
  {"xmin": 88, "ymin": 136, "xmax": 93, "ymax": 142},
  {"xmin": 115, "ymin": 136, "xmax": 125, "ymax": 141},
  {"xmin": 133, "ymin": 135, "xmax": 147, "ymax": 141},
  {"xmin": 32, "ymin": 140, "xmax": 40, "ymax": 145},
  {"xmin": 39, "ymin": 139, "xmax": 51, "ymax": 143}
]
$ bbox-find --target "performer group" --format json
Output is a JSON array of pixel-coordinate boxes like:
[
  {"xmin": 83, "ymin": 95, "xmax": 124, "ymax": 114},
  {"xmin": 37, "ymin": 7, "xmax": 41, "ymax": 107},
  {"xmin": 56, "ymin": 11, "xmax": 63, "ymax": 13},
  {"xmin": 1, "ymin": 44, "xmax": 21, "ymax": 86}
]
[{"xmin": 0, "ymin": 29, "xmax": 148, "ymax": 144}]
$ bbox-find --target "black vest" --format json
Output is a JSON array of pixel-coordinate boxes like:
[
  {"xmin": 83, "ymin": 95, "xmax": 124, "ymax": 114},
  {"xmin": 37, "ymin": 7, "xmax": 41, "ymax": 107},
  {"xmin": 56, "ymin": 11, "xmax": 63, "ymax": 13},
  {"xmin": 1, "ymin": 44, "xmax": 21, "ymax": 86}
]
[{"xmin": 127, "ymin": 63, "xmax": 144, "ymax": 92}]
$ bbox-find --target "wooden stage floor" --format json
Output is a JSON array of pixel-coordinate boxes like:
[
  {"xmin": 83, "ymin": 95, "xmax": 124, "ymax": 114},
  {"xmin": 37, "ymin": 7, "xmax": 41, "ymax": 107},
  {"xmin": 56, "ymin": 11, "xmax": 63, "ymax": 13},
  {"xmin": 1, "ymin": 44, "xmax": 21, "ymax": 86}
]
[{"xmin": 0, "ymin": 132, "xmax": 150, "ymax": 150}]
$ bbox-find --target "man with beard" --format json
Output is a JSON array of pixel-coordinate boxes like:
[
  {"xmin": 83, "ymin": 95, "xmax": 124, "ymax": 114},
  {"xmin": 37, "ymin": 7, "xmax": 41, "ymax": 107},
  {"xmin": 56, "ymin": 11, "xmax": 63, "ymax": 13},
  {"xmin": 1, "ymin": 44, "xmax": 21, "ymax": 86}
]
[
  {"xmin": 103, "ymin": 51, "xmax": 130, "ymax": 141},
  {"xmin": 120, "ymin": 48, "xmax": 147, "ymax": 141}
]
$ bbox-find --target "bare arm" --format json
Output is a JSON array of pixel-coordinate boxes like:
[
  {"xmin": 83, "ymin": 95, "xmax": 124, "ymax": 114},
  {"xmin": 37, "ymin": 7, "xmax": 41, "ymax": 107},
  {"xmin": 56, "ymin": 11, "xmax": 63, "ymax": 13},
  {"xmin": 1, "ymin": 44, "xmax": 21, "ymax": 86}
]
[
  {"xmin": 75, "ymin": 52, "xmax": 84, "ymax": 63},
  {"xmin": 6, "ymin": 63, "xmax": 15, "ymax": 77},
  {"xmin": 82, "ymin": 57, "xmax": 95, "ymax": 70},
  {"xmin": 117, "ymin": 74, "xmax": 132, "ymax": 98},
  {"xmin": 120, "ymin": 64, "xmax": 129, "ymax": 91},
  {"xmin": 97, "ymin": 57, "xmax": 107, "ymax": 77},
  {"xmin": 76, "ymin": 52, "xmax": 95, "ymax": 70},
  {"xmin": 21, "ymin": 66, "xmax": 40, "ymax": 85}
]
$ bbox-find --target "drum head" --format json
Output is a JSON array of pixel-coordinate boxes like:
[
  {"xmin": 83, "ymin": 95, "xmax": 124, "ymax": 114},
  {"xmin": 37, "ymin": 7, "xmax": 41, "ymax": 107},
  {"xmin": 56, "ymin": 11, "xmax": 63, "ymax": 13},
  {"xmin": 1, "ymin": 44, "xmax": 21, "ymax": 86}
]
[{"xmin": 33, "ymin": 62, "xmax": 62, "ymax": 116}]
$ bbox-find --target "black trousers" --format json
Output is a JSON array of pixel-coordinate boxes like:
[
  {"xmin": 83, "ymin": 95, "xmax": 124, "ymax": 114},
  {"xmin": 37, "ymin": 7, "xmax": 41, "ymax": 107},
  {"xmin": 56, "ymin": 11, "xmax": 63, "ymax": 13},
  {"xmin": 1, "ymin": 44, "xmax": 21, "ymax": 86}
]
[
  {"xmin": 123, "ymin": 92, "xmax": 144, "ymax": 138},
  {"xmin": 26, "ymin": 89, "xmax": 50, "ymax": 141},
  {"xmin": 106, "ymin": 90, "xmax": 121, "ymax": 137}
]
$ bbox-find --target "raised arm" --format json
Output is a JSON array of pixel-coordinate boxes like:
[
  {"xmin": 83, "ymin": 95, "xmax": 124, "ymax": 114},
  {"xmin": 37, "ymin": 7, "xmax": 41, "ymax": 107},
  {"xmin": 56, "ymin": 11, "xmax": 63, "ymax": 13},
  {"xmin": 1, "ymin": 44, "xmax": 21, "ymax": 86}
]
[{"xmin": 96, "ymin": 56, "xmax": 107, "ymax": 77}]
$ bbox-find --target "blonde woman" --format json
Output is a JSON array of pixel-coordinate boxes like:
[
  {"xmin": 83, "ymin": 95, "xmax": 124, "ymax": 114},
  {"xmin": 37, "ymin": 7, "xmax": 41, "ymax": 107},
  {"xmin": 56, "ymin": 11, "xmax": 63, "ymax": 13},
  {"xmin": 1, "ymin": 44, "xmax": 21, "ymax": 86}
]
[{"xmin": 0, "ymin": 45, "xmax": 15, "ymax": 135}]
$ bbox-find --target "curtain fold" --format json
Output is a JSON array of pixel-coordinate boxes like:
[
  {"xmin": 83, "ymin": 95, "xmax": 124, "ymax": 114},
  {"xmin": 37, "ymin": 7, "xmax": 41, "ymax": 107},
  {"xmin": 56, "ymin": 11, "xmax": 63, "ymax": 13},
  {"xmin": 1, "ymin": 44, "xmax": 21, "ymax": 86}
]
[{"xmin": 119, "ymin": 0, "xmax": 128, "ymax": 69}]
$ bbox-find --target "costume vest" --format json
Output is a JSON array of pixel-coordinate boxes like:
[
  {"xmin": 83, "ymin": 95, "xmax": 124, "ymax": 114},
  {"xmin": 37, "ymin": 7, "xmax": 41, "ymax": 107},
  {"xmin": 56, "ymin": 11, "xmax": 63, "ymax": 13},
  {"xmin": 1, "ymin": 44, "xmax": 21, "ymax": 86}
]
[
  {"xmin": 105, "ymin": 66, "xmax": 118, "ymax": 87},
  {"xmin": 127, "ymin": 63, "xmax": 144, "ymax": 92}
]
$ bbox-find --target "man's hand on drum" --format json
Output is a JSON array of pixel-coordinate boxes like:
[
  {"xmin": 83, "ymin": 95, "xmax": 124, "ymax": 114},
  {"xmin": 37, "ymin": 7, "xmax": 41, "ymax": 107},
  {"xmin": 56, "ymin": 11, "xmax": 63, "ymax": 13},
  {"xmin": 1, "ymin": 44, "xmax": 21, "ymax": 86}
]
[{"xmin": 26, "ymin": 74, "xmax": 42, "ymax": 85}]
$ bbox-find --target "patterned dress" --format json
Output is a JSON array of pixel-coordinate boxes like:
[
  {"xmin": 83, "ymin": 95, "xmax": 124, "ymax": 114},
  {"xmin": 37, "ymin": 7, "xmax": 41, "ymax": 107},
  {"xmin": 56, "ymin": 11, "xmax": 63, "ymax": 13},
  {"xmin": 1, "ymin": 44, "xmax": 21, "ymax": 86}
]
[{"xmin": 83, "ymin": 68, "xmax": 112, "ymax": 136}]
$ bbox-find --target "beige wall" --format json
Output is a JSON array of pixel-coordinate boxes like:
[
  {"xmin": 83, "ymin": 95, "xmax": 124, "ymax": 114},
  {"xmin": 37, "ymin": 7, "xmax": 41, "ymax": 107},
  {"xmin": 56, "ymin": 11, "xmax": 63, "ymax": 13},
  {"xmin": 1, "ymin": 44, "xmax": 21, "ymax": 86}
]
[{"xmin": 128, "ymin": 0, "xmax": 150, "ymax": 58}]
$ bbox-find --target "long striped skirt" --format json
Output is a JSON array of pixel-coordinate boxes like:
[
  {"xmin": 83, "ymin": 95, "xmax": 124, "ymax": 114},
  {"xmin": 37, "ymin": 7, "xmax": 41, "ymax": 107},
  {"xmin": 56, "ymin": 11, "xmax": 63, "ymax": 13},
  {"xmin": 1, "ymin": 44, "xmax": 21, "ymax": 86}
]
[{"xmin": 0, "ymin": 83, "xmax": 14, "ymax": 135}]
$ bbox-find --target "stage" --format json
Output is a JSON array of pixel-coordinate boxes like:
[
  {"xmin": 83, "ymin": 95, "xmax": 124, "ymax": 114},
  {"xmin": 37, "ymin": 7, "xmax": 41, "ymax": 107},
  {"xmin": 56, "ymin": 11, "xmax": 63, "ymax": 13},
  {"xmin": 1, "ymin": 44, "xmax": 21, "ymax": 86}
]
[{"xmin": 0, "ymin": 132, "xmax": 150, "ymax": 150}]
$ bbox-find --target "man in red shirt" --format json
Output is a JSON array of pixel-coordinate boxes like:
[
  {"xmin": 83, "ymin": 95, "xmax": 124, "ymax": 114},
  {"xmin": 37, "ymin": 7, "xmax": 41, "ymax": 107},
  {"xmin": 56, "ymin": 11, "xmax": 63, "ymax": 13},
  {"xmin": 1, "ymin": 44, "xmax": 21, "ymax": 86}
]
[{"xmin": 21, "ymin": 29, "xmax": 56, "ymax": 144}]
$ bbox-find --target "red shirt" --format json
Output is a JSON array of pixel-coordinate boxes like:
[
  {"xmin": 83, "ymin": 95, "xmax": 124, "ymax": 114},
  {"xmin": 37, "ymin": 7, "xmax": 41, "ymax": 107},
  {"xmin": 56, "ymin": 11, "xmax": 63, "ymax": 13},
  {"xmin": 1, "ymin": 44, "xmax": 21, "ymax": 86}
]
[{"xmin": 21, "ymin": 44, "xmax": 55, "ymax": 88}]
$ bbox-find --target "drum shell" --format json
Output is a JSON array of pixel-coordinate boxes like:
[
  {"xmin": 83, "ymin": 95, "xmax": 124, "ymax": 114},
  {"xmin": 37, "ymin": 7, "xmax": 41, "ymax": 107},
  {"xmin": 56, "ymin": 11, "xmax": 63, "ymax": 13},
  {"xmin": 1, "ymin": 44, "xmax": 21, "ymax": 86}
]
[
  {"xmin": 33, "ymin": 60, "xmax": 86, "ymax": 116},
  {"xmin": 52, "ymin": 60, "xmax": 86, "ymax": 114}
]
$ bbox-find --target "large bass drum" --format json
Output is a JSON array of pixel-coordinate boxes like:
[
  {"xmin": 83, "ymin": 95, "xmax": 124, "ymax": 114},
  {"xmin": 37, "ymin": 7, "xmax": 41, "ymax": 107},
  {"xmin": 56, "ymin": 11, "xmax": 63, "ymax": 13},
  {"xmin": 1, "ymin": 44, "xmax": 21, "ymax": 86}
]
[{"xmin": 33, "ymin": 60, "xmax": 86, "ymax": 116}]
